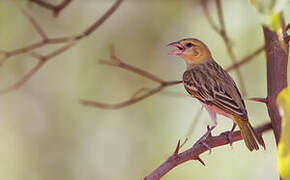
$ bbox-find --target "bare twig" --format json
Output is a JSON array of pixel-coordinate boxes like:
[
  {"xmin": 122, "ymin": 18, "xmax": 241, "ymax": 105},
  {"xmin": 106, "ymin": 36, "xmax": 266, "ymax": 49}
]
[
  {"xmin": 21, "ymin": 9, "xmax": 48, "ymax": 40},
  {"xmin": 28, "ymin": 0, "xmax": 73, "ymax": 17},
  {"xmin": 0, "ymin": 42, "xmax": 76, "ymax": 94},
  {"xmin": 0, "ymin": 0, "xmax": 123, "ymax": 94},
  {"xmin": 226, "ymin": 46, "xmax": 265, "ymax": 72},
  {"xmin": 202, "ymin": 0, "xmax": 247, "ymax": 96},
  {"xmin": 144, "ymin": 123, "xmax": 272, "ymax": 180},
  {"xmin": 0, "ymin": 59, "xmax": 45, "ymax": 94},
  {"xmin": 79, "ymin": 48, "xmax": 182, "ymax": 109}
]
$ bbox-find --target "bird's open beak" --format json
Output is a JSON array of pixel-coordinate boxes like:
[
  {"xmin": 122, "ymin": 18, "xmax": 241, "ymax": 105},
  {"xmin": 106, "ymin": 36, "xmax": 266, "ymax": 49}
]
[{"xmin": 167, "ymin": 41, "xmax": 185, "ymax": 55}]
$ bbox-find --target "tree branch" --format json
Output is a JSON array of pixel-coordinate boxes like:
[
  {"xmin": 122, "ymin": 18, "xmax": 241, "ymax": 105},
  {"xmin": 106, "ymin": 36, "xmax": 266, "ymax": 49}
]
[
  {"xmin": 226, "ymin": 45, "xmax": 265, "ymax": 72},
  {"xmin": 202, "ymin": 0, "xmax": 248, "ymax": 96},
  {"xmin": 79, "ymin": 47, "xmax": 182, "ymax": 109},
  {"xmin": 262, "ymin": 21, "xmax": 288, "ymax": 144},
  {"xmin": 144, "ymin": 123, "xmax": 272, "ymax": 180},
  {"xmin": 144, "ymin": 3, "xmax": 287, "ymax": 180},
  {"xmin": 21, "ymin": 8, "xmax": 48, "ymax": 40},
  {"xmin": 0, "ymin": 0, "xmax": 123, "ymax": 94},
  {"xmin": 28, "ymin": 0, "xmax": 73, "ymax": 17}
]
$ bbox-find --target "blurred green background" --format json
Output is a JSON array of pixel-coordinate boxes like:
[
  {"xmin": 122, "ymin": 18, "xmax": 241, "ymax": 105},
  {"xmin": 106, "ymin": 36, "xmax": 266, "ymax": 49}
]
[{"xmin": 0, "ymin": 0, "xmax": 289, "ymax": 179}]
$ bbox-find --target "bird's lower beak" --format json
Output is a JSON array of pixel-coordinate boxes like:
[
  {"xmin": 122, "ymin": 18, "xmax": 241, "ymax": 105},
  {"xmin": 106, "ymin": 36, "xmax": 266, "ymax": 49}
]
[{"xmin": 167, "ymin": 41, "xmax": 185, "ymax": 55}]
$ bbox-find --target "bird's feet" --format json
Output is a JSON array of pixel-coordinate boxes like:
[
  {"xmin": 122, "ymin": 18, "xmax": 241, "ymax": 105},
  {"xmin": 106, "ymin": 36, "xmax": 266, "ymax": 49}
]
[
  {"xmin": 221, "ymin": 123, "xmax": 237, "ymax": 146},
  {"xmin": 222, "ymin": 130, "xmax": 234, "ymax": 146},
  {"xmin": 194, "ymin": 125, "xmax": 216, "ymax": 153}
]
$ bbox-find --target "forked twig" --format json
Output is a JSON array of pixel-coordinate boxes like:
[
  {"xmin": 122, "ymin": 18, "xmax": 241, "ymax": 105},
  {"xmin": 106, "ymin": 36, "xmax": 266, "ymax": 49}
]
[
  {"xmin": 0, "ymin": 0, "xmax": 124, "ymax": 94},
  {"xmin": 28, "ymin": 0, "xmax": 73, "ymax": 17},
  {"xmin": 79, "ymin": 47, "xmax": 182, "ymax": 109}
]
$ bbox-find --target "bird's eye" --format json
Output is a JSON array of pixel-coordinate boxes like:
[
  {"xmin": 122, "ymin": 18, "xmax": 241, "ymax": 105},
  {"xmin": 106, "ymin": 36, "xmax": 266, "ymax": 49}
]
[{"xmin": 185, "ymin": 42, "xmax": 193, "ymax": 48}]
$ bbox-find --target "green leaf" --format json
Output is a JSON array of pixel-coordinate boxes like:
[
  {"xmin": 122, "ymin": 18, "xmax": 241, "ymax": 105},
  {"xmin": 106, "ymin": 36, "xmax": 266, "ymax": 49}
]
[
  {"xmin": 249, "ymin": 0, "xmax": 289, "ymax": 30},
  {"xmin": 277, "ymin": 86, "xmax": 290, "ymax": 180},
  {"xmin": 270, "ymin": 12, "xmax": 281, "ymax": 32}
]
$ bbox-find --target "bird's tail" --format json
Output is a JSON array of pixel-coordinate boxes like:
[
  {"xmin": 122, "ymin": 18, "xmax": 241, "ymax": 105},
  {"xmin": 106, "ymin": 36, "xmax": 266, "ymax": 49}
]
[{"xmin": 235, "ymin": 117, "xmax": 265, "ymax": 151}]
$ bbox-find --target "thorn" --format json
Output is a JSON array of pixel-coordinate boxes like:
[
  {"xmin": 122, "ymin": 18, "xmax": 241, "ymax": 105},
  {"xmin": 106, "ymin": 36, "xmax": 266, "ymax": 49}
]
[
  {"xmin": 207, "ymin": 125, "xmax": 212, "ymax": 137},
  {"xmin": 286, "ymin": 24, "xmax": 290, "ymax": 31},
  {"xmin": 195, "ymin": 156, "xmax": 206, "ymax": 166},
  {"xmin": 227, "ymin": 134, "xmax": 233, "ymax": 146},
  {"xmin": 248, "ymin": 97, "xmax": 268, "ymax": 104},
  {"xmin": 173, "ymin": 140, "xmax": 180, "ymax": 156},
  {"xmin": 284, "ymin": 35, "xmax": 290, "ymax": 43},
  {"xmin": 258, "ymin": 134, "xmax": 266, "ymax": 150},
  {"xmin": 201, "ymin": 141, "xmax": 212, "ymax": 154},
  {"xmin": 228, "ymin": 134, "xmax": 233, "ymax": 147},
  {"xmin": 221, "ymin": 130, "xmax": 234, "ymax": 146},
  {"xmin": 179, "ymin": 138, "xmax": 188, "ymax": 149}
]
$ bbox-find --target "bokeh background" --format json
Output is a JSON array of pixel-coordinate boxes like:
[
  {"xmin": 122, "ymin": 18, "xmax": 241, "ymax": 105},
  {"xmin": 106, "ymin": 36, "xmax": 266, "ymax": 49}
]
[{"xmin": 0, "ymin": 0, "xmax": 289, "ymax": 179}]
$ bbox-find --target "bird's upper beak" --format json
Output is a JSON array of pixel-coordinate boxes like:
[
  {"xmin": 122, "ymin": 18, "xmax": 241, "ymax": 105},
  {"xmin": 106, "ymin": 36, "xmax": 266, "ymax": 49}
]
[{"xmin": 167, "ymin": 41, "xmax": 185, "ymax": 55}]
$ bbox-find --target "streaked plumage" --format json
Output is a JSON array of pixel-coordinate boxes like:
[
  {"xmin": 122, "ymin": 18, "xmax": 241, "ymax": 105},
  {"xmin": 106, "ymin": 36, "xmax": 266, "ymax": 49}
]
[
  {"xmin": 168, "ymin": 38, "xmax": 264, "ymax": 151},
  {"xmin": 183, "ymin": 60, "xmax": 247, "ymax": 120}
]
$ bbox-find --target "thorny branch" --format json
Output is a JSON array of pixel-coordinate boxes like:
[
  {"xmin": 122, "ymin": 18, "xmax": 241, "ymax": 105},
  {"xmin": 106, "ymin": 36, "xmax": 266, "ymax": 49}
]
[
  {"xmin": 28, "ymin": 0, "xmax": 73, "ymax": 17},
  {"xmin": 202, "ymin": 0, "xmax": 249, "ymax": 97},
  {"xmin": 145, "ymin": 10, "xmax": 288, "ymax": 180},
  {"xmin": 0, "ymin": 0, "xmax": 123, "ymax": 94},
  {"xmin": 144, "ymin": 123, "xmax": 272, "ymax": 180},
  {"xmin": 250, "ymin": 16, "xmax": 289, "ymax": 145},
  {"xmin": 262, "ymin": 15, "xmax": 288, "ymax": 144}
]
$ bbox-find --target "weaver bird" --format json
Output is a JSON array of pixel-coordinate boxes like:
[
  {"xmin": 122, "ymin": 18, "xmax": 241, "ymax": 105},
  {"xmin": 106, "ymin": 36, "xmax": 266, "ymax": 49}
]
[{"xmin": 168, "ymin": 38, "xmax": 265, "ymax": 151}]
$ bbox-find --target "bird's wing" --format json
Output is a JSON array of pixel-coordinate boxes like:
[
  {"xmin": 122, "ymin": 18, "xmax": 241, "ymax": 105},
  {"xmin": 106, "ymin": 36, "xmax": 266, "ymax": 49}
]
[{"xmin": 183, "ymin": 62, "xmax": 247, "ymax": 119}]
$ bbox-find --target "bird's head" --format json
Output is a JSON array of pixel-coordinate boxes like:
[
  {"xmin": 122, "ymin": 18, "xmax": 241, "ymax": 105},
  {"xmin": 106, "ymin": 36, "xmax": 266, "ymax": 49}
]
[{"xmin": 168, "ymin": 38, "xmax": 212, "ymax": 66}]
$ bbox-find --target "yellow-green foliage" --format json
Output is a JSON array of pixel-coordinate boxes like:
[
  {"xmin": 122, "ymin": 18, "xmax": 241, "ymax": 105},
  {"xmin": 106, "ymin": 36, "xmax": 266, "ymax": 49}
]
[
  {"xmin": 277, "ymin": 86, "xmax": 290, "ymax": 180},
  {"xmin": 249, "ymin": 0, "xmax": 289, "ymax": 31}
]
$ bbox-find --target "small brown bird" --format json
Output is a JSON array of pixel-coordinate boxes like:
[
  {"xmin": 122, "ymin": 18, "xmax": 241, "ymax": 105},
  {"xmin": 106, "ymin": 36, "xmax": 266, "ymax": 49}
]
[{"xmin": 168, "ymin": 38, "xmax": 264, "ymax": 151}]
